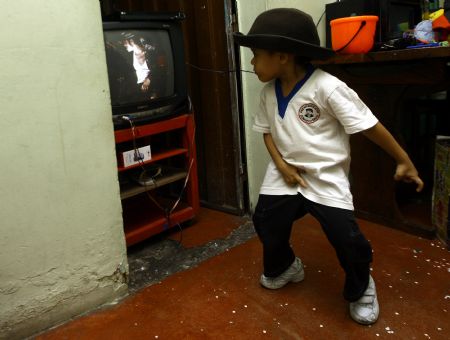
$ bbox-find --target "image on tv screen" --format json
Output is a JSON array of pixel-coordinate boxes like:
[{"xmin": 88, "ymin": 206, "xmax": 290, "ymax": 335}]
[{"xmin": 104, "ymin": 29, "xmax": 175, "ymax": 107}]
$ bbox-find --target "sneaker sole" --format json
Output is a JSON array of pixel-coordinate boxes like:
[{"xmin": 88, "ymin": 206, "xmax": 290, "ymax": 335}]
[
  {"xmin": 349, "ymin": 296, "xmax": 380, "ymax": 325},
  {"xmin": 260, "ymin": 268, "xmax": 305, "ymax": 289},
  {"xmin": 290, "ymin": 270, "xmax": 305, "ymax": 283}
]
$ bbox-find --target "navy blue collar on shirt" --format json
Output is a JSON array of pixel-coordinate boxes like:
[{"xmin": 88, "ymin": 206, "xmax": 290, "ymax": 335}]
[{"xmin": 275, "ymin": 64, "xmax": 315, "ymax": 119}]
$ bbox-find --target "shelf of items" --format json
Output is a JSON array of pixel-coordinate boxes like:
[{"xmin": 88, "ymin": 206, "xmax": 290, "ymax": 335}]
[
  {"xmin": 120, "ymin": 167, "xmax": 188, "ymax": 200},
  {"xmin": 114, "ymin": 114, "xmax": 199, "ymax": 246},
  {"xmin": 117, "ymin": 149, "xmax": 187, "ymax": 172}
]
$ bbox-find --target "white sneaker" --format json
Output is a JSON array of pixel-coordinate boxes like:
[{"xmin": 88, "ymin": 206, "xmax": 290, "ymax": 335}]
[
  {"xmin": 260, "ymin": 257, "xmax": 305, "ymax": 289},
  {"xmin": 349, "ymin": 275, "xmax": 379, "ymax": 325}
]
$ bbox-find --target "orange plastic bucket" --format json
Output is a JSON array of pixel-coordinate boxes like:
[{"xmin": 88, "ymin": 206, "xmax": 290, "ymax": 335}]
[{"xmin": 330, "ymin": 15, "xmax": 378, "ymax": 54}]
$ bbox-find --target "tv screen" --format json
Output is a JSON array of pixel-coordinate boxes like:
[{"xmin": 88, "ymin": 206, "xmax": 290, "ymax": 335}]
[{"xmin": 103, "ymin": 14, "xmax": 188, "ymax": 129}]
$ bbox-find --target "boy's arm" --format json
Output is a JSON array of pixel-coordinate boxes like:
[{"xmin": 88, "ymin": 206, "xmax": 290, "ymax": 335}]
[
  {"xmin": 263, "ymin": 133, "xmax": 307, "ymax": 188},
  {"xmin": 361, "ymin": 122, "xmax": 424, "ymax": 192}
]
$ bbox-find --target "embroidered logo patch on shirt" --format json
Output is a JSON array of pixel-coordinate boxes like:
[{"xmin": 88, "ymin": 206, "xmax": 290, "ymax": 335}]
[{"xmin": 298, "ymin": 103, "xmax": 320, "ymax": 124}]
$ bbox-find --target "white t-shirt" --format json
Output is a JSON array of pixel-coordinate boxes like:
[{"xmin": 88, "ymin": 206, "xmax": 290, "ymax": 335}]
[
  {"xmin": 253, "ymin": 67, "xmax": 378, "ymax": 210},
  {"xmin": 133, "ymin": 54, "xmax": 150, "ymax": 84},
  {"xmin": 126, "ymin": 44, "xmax": 150, "ymax": 84}
]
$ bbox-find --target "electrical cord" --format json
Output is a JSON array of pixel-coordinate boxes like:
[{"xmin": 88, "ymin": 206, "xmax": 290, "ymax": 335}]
[
  {"xmin": 121, "ymin": 113, "xmax": 197, "ymax": 246},
  {"xmin": 122, "ymin": 116, "xmax": 166, "ymax": 212},
  {"xmin": 120, "ymin": 61, "xmax": 255, "ymax": 244},
  {"xmin": 316, "ymin": 10, "xmax": 326, "ymax": 28},
  {"xmin": 186, "ymin": 62, "xmax": 256, "ymax": 75},
  {"xmin": 165, "ymin": 117, "xmax": 197, "ymax": 246},
  {"xmin": 187, "ymin": 12, "xmax": 327, "ymax": 77}
]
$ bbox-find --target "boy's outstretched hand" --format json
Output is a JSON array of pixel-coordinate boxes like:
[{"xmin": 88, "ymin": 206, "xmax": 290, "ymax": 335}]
[
  {"xmin": 362, "ymin": 123, "xmax": 424, "ymax": 193},
  {"xmin": 394, "ymin": 162, "xmax": 424, "ymax": 192}
]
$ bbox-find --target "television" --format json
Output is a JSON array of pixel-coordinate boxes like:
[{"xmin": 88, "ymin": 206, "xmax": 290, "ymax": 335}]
[
  {"xmin": 102, "ymin": 12, "xmax": 190, "ymax": 129},
  {"xmin": 325, "ymin": 0, "xmax": 422, "ymax": 48}
]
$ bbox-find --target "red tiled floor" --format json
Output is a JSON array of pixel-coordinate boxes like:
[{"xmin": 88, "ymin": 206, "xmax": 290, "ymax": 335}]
[
  {"xmin": 168, "ymin": 208, "xmax": 251, "ymax": 248},
  {"xmin": 37, "ymin": 209, "xmax": 449, "ymax": 339}
]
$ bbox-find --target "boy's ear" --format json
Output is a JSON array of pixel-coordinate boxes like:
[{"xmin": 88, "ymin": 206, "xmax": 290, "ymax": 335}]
[{"xmin": 279, "ymin": 52, "xmax": 293, "ymax": 64}]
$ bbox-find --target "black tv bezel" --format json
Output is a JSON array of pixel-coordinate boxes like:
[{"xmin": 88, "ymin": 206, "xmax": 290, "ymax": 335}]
[{"xmin": 102, "ymin": 15, "xmax": 188, "ymax": 129}]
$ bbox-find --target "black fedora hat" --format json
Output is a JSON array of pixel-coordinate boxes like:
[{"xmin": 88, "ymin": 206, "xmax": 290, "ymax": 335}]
[{"xmin": 233, "ymin": 8, "xmax": 334, "ymax": 60}]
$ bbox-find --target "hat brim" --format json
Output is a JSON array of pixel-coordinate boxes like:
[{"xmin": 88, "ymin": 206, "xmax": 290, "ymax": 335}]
[{"xmin": 233, "ymin": 33, "xmax": 335, "ymax": 60}]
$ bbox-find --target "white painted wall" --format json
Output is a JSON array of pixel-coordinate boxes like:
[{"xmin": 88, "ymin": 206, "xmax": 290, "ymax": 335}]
[
  {"xmin": 0, "ymin": 1, "xmax": 128, "ymax": 338},
  {"xmin": 235, "ymin": 0, "xmax": 333, "ymax": 210}
]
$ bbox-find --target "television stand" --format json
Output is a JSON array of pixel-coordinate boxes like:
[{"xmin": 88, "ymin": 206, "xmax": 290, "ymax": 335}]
[{"xmin": 114, "ymin": 114, "xmax": 199, "ymax": 246}]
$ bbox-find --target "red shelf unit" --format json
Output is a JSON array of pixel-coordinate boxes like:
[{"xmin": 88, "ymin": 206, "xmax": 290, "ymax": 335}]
[{"xmin": 114, "ymin": 114, "xmax": 200, "ymax": 246}]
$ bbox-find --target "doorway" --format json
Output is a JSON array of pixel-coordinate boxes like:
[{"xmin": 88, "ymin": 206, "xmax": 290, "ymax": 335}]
[{"xmin": 100, "ymin": 0, "xmax": 248, "ymax": 215}]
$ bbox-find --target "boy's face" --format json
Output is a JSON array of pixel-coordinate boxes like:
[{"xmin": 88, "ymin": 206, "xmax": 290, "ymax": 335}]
[{"xmin": 250, "ymin": 49, "xmax": 283, "ymax": 82}]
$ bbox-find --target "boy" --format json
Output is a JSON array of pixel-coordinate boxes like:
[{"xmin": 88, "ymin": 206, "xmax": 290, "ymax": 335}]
[
  {"xmin": 234, "ymin": 8, "xmax": 423, "ymax": 325},
  {"xmin": 123, "ymin": 37, "xmax": 152, "ymax": 92}
]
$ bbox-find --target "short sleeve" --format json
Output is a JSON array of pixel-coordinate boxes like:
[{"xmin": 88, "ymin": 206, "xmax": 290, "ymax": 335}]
[
  {"xmin": 252, "ymin": 87, "xmax": 271, "ymax": 134},
  {"xmin": 327, "ymin": 85, "xmax": 378, "ymax": 134}
]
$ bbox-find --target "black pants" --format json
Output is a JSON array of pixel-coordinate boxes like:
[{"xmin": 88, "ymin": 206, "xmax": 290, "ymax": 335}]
[{"xmin": 252, "ymin": 193, "xmax": 372, "ymax": 302}]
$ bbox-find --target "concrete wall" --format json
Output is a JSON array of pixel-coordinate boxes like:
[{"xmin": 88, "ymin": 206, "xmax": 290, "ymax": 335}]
[
  {"xmin": 0, "ymin": 1, "xmax": 128, "ymax": 338},
  {"xmin": 235, "ymin": 0, "xmax": 333, "ymax": 210}
]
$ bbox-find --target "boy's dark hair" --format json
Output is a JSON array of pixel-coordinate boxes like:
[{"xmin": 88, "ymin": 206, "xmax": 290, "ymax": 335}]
[
  {"xmin": 294, "ymin": 55, "xmax": 311, "ymax": 65},
  {"xmin": 264, "ymin": 50, "xmax": 310, "ymax": 65}
]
